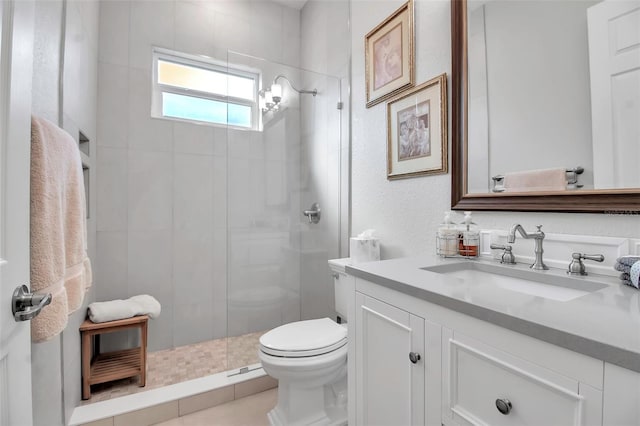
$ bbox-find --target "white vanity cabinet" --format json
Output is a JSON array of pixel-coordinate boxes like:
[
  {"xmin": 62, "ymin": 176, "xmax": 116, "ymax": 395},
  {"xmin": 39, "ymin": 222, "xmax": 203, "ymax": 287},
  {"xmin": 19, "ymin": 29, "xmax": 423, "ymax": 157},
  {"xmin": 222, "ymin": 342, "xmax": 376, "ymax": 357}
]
[
  {"xmin": 354, "ymin": 293, "xmax": 425, "ymax": 425},
  {"xmin": 352, "ymin": 277, "xmax": 606, "ymax": 426}
]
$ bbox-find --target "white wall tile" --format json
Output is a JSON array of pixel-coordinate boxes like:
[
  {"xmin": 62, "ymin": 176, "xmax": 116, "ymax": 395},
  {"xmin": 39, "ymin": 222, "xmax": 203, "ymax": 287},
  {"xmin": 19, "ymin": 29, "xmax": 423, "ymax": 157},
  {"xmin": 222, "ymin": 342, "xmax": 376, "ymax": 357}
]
[
  {"xmin": 173, "ymin": 230, "xmax": 214, "ymax": 301},
  {"xmin": 128, "ymin": 0, "xmax": 174, "ymax": 71},
  {"xmin": 64, "ymin": 0, "xmax": 99, "ymax": 140},
  {"xmin": 97, "ymin": 147, "xmax": 128, "ymax": 231},
  {"xmin": 173, "ymin": 301, "xmax": 215, "ymax": 346},
  {"xmin": 127, "ymin": 230, "xmax": 173, "ymax": 350},
  {"xmin": 96, "ymin": 231, "xmax": 128, "ymax": 302},
  {"xmin": 282, "ymin": 6, "xmax": 301, "ymax": 67},
  {"xmin": 99, "ymin": 0, "xmax": 129, "ymax": 66},
  {"xmin": 212, "ymin": 12, "xmax": 251, "ymax": 54},
  {"xmin": 127, "ymin": 150, "xmax": 173, "ymax": 231},
  {"xmin": 97, "ymin": 62, "xmax": 129, "ymax": 148},
  {"xmin": 174, "ymin": 0, "xmax": 215, "ymax": 56},
  {"xmin": 173, "ymin": 121, "xmax": 215, "ymax": 156},
  {"xmin": 127, "ymin": 230, "xmax": 173, "ymax": 301},
  {"xmin": 212, "ymin": 156, "xmax": 228, "ymax": 230},
  {"xmin": 128, "ymin": 69, "xmax": 173, "ymax": 152},
  {"xmin": 212, "ymin": 227, "xmax": 228, "ymax": 339},
  {"xmin": 173, "ymin": 153, "xmax": 214, "ymax": 231}
]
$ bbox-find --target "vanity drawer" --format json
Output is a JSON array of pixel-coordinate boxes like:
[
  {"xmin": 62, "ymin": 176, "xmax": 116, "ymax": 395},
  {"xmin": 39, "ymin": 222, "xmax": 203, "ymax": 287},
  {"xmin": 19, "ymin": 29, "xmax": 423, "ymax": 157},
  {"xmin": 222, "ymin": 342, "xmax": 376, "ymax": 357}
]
[{"xmin": 445, "ymin": 332, "xmax": 599, "ymax": 426}]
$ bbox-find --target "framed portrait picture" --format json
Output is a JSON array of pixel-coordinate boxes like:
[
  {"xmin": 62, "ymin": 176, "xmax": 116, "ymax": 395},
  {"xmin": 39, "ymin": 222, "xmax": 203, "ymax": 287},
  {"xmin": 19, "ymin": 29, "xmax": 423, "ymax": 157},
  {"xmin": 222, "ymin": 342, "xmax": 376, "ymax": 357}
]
[
  {"xmin": 365, "ymin": 0, "xmax": 414, "ymax": 108},
  {"xmin": 386, "ymin": 73, "xmax": 448, "ymax": 180}
]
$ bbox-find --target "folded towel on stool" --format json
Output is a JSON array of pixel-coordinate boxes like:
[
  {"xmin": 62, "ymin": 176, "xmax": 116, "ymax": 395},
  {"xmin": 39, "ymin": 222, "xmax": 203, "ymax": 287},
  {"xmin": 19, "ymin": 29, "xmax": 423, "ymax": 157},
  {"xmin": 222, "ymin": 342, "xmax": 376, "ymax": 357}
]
[{"xmin": 88, "ymin": 295, "xmax": 161, "ymax": 323}]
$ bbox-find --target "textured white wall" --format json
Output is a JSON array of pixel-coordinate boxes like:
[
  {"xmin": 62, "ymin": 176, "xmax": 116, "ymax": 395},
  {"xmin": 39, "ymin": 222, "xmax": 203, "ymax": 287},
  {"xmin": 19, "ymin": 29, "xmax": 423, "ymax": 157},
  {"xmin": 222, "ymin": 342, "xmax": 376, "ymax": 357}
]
[{"xmin": 350, "ymin": 0, "xmax": 640, "ymax": 261}]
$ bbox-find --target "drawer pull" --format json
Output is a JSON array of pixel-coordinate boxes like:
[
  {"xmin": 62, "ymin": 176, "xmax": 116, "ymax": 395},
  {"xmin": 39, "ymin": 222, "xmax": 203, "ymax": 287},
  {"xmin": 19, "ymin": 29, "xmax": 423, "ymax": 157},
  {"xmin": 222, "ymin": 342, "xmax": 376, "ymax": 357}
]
[
  {"xmin": 495, "ymin": 398, "xmax": 512, "ymax": 415},
  {"xmin": 409, "ymin": 352, "xmax": 421, "ymax": 364}
]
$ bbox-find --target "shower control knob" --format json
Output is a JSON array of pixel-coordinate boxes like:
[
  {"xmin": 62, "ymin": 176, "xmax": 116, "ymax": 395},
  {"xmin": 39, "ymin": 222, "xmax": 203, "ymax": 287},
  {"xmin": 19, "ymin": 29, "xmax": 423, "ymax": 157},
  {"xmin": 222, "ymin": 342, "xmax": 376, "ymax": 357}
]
[{"xmin": 409, "ymin": 352, "xmax": 421, "ymax": 364}]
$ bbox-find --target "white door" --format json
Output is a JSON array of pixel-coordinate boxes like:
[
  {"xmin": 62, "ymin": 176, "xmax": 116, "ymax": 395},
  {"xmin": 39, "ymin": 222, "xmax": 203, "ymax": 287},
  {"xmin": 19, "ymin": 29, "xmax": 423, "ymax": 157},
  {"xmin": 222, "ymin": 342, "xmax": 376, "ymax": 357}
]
[
  {"xmin": 355, "ymin": 293, "xmax": 425, "ymax": 426},
  {"xmin": 0, "ymin": 1, "xmax": 35, "ymax": 425},
  {"xmin": 588, "ymin": 0, "xmax": 640, "ymax": 189}
]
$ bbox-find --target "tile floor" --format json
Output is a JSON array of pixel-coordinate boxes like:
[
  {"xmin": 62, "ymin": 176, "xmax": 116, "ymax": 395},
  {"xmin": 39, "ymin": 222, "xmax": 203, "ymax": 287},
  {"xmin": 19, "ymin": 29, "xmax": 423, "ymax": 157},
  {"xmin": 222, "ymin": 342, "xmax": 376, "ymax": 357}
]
[
  {"xmin": 153, "ymin": 388, "xmax": 277, "ymax": 426},
  {"xmin": 84, "ymin": 331, "xmax": 266, "ymax": 403}
]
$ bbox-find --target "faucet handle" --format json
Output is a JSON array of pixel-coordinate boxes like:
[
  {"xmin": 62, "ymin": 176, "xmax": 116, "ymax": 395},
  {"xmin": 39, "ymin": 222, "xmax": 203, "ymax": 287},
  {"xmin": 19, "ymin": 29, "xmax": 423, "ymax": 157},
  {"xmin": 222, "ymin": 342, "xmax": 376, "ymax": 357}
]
[
  {"xmin": 490, "ymin": 244, "xmax": 516, "ymax": 265},
  {"xmin": 568, "ymin": 253, "xmax": 605, "ymax": 276},
  {"xmin": 536, "ymin": 225, "xmax": 544, "ymax": 232},
  {"xmin": 573, "ymin": 253, "xmax": 605, "ymax": 262}
]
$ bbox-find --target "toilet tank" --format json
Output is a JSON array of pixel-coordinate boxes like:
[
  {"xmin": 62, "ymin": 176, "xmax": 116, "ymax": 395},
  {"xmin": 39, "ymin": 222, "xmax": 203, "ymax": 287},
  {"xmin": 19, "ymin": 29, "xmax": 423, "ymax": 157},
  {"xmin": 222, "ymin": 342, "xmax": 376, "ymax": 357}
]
[{"xmin": 329, "ymin": 258, "xmax": 351, "ymax": 321}]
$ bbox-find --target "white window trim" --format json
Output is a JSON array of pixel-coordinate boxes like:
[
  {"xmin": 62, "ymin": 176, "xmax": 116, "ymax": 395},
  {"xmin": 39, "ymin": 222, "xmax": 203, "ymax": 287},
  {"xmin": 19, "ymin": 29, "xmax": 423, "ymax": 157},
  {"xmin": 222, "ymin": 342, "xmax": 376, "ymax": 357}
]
[{"xmin": 151, "ymin": 47, "xmax": 261, "ymax": 130}]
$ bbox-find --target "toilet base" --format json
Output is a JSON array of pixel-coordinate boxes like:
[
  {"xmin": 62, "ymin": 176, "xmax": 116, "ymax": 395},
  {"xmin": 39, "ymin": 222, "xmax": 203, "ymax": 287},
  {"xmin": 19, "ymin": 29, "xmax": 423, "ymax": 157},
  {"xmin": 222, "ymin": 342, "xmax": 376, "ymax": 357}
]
[{"xmin": 267, "ymin": 375, "xmax": 347, "ymax": 426}]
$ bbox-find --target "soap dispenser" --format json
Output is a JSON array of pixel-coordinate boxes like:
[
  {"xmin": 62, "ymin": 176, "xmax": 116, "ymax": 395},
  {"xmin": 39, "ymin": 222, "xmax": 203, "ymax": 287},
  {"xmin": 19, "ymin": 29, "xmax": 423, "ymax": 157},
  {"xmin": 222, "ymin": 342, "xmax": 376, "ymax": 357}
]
[
  {"xmin": 437, "ymin": 211, "xmax": 458, "ymax": 256},
  {"xmin": 459, "ymin": 211, "xmax": 479, "ymax": 257}
]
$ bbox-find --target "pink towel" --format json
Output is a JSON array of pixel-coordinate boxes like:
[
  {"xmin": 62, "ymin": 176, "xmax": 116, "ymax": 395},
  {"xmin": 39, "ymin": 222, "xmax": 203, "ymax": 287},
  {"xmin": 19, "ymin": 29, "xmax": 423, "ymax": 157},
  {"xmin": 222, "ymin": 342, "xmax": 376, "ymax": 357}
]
[
  {"xmin": 503, "ymin": 168, "xmax": 566, "ymax": 193},
  {"xmin": 30, "ymin": 116, "xmax": 92, "ymax": 342}
]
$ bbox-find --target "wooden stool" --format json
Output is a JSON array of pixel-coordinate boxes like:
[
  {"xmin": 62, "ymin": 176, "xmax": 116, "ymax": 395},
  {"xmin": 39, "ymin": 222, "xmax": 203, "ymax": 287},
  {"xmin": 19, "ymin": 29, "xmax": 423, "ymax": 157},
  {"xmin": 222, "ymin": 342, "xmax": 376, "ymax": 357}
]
[{"xmin": 80, "ymin": 315, "xmax": 149, "ymax": 400}]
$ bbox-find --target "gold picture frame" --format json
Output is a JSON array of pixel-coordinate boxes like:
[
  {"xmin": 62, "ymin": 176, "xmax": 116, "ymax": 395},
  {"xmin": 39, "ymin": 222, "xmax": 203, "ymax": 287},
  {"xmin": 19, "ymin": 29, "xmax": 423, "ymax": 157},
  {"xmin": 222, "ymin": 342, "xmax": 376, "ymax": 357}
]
[
  {"xmin": 365, "ymin": 0, "xmax": 414, "ymax": 108},
  {"xmin": 386, "ymin": 73, "xmax": 448, "ymax": 180}
]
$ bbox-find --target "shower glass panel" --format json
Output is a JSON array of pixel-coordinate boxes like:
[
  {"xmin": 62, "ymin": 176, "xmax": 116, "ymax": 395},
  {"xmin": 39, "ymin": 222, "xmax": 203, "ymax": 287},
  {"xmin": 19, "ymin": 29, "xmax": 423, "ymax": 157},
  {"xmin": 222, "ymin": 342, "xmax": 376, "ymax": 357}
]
[{"xmin": 225, "ymin": 51, "xmax": 343, "ymax": 373}]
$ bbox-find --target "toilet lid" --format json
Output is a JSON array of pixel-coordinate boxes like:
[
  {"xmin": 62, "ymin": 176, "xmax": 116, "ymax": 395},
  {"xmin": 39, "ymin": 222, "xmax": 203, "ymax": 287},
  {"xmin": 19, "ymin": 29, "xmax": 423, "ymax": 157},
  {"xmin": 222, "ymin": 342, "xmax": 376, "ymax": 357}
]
[{"xmin": 260, "ymin": 318, "xmax": 347, "ymax": 357}]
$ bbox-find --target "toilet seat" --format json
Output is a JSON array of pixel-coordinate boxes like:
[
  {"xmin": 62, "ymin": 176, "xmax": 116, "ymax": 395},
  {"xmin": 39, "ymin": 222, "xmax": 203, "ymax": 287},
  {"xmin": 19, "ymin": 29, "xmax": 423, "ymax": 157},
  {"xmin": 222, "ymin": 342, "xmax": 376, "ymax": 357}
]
[{"xmin": 260, "ymin": 318, "xmax": 347, "ymax": 358}]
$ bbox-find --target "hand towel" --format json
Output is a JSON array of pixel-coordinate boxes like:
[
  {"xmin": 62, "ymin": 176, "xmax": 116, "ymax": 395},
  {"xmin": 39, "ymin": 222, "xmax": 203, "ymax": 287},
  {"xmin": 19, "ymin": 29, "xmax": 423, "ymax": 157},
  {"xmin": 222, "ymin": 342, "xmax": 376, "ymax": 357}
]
[
  {"xmin": 616, "ymin": 255, "xmax": 640, "ymax": 267},
  {"xmin": 629, "ymin": 262, "xmax": 640, "ymax": 290},
  {"xmin": 30, "ymin": 116, "xmax": 92, "ymax": 342},
  {"xmin": 88, "ymin": 295, "xmax": 161, "ymax": 323},
  {"xmin": 503, "ymin": 168, "xmax": 566, "ymax": 193}
]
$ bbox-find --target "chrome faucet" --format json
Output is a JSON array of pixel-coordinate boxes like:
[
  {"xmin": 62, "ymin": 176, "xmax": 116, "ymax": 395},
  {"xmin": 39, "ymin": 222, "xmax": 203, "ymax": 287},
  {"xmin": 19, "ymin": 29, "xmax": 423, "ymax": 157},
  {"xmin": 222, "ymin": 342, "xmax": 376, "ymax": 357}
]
[{"xmin": 507, "ymin": 224, "xmax": 549, "ymax": 270}]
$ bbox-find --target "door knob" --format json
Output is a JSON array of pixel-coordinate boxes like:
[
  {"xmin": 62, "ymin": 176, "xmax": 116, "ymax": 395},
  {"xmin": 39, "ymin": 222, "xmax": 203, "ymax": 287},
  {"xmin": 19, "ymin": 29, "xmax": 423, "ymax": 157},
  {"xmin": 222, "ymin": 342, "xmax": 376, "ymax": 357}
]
[
  {"xmin": 12, "ymin": 285, "xmax": 52, "ymax": 322},
  {"xmin": 409, "ymin": 352, "xmax": 421, "ymax": 364}
]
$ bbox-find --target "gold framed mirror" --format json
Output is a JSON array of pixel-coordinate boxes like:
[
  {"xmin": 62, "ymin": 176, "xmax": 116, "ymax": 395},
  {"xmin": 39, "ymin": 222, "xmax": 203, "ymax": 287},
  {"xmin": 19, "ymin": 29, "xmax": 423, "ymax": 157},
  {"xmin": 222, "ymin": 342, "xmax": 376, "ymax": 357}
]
[{"xmin": 451, "ymin": 0, "xmax": 640, "ymax": 213}]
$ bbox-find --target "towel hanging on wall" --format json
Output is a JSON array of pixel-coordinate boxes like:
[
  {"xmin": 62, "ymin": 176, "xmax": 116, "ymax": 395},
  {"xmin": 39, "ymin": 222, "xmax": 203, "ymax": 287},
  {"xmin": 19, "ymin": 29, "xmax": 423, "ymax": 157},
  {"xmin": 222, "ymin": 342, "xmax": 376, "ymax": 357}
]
[{"xmin": 30, "ymin": 116, "xmax": 92, "ymax": 342}]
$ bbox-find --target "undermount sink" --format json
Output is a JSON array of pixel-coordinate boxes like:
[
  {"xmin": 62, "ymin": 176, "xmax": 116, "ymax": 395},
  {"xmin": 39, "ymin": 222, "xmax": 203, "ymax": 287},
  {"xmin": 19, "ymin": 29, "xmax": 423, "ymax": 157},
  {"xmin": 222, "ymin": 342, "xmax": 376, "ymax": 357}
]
[{"xmin": 421, "ymin": 262, "xmax": 608, "ymax": 302}]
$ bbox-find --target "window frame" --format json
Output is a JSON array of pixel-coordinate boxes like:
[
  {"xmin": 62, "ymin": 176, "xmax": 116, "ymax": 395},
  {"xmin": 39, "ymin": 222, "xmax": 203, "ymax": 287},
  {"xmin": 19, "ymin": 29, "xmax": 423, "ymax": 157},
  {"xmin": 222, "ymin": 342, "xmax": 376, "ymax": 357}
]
[{"xmin": 151, "ymin": 47, "xmax": 260, "ymax": 130}]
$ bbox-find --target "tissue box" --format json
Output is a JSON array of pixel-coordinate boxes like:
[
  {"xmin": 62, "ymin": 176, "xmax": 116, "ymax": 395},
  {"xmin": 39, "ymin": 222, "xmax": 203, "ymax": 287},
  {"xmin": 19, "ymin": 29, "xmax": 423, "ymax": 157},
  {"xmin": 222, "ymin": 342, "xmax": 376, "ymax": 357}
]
[{"xmin": 350, "ymin": 237, "xmax": 380, "ymax": 263}]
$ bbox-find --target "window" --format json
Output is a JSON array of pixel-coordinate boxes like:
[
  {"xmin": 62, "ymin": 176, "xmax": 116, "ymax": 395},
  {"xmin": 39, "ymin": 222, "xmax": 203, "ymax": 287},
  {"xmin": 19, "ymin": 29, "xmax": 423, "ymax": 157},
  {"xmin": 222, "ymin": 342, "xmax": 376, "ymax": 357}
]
[{"xmin": 151, "ymin": 48, "xmax": 259, "ymax": 129}]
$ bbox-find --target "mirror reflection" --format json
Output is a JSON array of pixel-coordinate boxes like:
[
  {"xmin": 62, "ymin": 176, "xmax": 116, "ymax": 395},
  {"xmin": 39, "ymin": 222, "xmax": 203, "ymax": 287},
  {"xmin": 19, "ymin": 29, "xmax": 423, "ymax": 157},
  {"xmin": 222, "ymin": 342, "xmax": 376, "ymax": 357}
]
[{"xmin": 466, "ymin": 0, "xmax": 640, "ymax": 194}]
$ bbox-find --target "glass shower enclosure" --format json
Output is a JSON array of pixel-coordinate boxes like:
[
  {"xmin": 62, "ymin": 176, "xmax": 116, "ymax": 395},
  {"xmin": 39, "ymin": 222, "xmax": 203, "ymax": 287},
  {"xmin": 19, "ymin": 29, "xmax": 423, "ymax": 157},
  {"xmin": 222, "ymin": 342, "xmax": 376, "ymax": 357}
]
[{"xmin": 224, "ymin": 51, "xmax": 344, "ymax": 373}]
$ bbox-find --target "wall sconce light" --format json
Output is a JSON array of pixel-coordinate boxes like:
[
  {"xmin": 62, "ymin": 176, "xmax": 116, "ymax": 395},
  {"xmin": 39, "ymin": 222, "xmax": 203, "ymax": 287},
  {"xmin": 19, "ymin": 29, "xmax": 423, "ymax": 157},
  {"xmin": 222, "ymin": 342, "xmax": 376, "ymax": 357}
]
[{"xmin": 259, "ymin": 74, "xmax": 317, "ymax": 113}]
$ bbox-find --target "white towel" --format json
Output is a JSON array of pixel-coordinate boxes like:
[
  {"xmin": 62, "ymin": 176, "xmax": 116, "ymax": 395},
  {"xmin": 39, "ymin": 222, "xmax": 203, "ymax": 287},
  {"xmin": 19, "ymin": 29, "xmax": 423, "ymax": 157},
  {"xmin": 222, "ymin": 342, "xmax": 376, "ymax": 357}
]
[
  {"xmin": 30, "ymin": 116, "xmax": 92, "ymax": 342},
  {"xmin": 88, "ymin": 295, "xmax": 161, "ymax": 323},
  {"xmin": 503, "ymin": 168, "xmax": 566, "ymax": 192}
]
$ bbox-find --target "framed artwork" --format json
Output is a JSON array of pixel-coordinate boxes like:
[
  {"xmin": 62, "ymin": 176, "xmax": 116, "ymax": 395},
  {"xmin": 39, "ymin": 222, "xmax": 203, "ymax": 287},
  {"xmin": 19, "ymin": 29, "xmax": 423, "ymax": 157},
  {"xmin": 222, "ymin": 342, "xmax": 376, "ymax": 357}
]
[
  {"xmin": 365, "ymin": 0, "xmax": 414, "ymax": 108},
  {"xmin": 386, "ymin": 73, "xmax": 448, "ymax": 180}
]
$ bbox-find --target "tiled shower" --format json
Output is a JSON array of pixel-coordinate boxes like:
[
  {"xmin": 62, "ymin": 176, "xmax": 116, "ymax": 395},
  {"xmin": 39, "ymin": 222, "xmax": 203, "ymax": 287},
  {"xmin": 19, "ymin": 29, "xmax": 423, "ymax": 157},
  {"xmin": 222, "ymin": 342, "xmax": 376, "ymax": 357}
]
[{"xmin": 92, "ymin": 0, "xmax": 350, "ymax": 401}]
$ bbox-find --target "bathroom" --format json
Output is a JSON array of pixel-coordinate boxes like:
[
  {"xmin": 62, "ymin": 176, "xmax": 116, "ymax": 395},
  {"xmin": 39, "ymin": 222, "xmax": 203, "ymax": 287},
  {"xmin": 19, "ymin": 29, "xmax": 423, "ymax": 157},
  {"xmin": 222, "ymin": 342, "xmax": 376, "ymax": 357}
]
[{"xmin": 0, "ymin": 0, "xmax": 638, "ymax": 425}]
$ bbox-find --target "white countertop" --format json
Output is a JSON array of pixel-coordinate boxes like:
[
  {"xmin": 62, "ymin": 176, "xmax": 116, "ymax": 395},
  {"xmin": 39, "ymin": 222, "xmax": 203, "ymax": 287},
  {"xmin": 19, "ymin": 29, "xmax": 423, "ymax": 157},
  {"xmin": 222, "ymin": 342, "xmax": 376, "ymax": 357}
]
[{"xmin": 345, "ymin": 256, "xmax": 640, "ymax": 372}]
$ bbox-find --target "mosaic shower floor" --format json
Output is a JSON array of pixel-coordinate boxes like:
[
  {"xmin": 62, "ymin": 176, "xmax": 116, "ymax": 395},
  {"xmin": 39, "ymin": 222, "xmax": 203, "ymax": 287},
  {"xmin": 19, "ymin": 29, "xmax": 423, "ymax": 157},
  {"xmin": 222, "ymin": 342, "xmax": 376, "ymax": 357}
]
[{"xmin": 83, "ymin": 330, "xmax": 266, "ymax": 404}]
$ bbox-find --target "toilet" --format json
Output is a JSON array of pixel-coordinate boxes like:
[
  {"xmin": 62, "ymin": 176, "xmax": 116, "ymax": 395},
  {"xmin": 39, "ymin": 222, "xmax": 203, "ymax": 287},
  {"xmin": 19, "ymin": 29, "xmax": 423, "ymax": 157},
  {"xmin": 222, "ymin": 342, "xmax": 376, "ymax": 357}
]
[{"xmin": 259, "ymin": 260, "xmax": 350, "ymax": 426}]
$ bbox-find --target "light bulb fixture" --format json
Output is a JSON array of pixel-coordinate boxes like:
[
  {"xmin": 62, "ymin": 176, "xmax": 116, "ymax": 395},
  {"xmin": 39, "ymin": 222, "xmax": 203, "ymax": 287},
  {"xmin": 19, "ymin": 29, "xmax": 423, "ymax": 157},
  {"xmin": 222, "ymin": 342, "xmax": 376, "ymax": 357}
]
[
  {"xmin": 271, "ymin": 83, "xmax": 282, "ymax": 103},
  {"xmin": 259, "ymin": 74, "xmax": 317, "ymax": 114},
  {"xmin": 264, "ymin": 90, "xmax": 273, "ymax": 107}
]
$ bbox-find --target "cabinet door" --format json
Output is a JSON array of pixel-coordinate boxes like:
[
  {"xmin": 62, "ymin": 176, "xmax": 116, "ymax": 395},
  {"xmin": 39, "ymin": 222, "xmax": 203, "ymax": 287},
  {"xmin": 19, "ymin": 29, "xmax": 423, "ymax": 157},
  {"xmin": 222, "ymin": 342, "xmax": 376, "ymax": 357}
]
[{"xmin": 355, "ymin": 292, "xmax": 425, "ymax": 426}]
